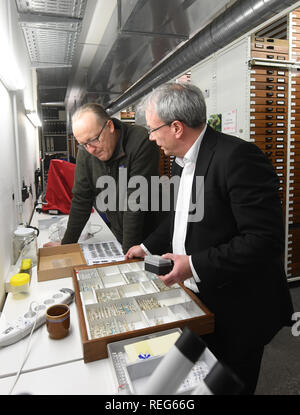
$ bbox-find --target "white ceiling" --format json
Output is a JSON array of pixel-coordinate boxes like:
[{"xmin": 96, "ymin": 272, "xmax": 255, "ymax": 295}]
[{"xmin": 13, "ymin": 0, "xmax": 300, "ymax": 116}]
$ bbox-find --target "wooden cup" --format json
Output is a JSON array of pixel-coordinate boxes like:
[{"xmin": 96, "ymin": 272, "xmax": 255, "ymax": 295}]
[{"xmin": 46, "ymin": 304, "xmax": 70, "ymax": 339}]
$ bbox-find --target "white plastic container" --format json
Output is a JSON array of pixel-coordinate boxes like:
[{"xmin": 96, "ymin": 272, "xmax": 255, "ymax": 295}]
[{"xmin": 9, "ymin": 273, "xmax": 30, "ymax": 297}]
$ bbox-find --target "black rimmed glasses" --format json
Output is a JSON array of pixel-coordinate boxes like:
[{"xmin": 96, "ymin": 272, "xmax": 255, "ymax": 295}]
[
  {"xmin": 78, "ymin": 120, "xmax": 108, "ymax": 149},
  {"xmin": 146, "ymin": 122, "xmax": 173, "ymax": 135}
]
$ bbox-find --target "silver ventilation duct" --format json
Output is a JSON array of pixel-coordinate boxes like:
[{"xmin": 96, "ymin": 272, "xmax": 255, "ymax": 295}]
[{"xmin": 106, "ymin": 0, "xmax": 299, "ymax": 115}]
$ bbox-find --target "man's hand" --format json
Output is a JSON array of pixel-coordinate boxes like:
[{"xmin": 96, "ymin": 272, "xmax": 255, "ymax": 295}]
[
  {"xmin": 125, "ymin": 245, "xmax": 146, "ymax": 259},
  {"xmin": 43, "ymin": 241, "xmax": 61, "ymax": 248},
  {"xmin": 158, "ymin": 253, "xmax": 192, "ymax": 287}
]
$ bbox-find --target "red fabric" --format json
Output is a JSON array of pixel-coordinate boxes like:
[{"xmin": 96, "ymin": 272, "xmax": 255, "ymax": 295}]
[{"xmin": 42, "ymin": 159, "xmax": 75, "ymax": 214}]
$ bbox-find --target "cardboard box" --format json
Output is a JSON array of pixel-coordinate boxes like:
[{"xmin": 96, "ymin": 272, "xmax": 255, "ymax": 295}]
[
  {"xmin": 72, "ymin": 260, "xmax": 214, "ymax": 363},
  {"xmin": 37, "ymin": 243, "xmax": 87, "ymax": 282}
]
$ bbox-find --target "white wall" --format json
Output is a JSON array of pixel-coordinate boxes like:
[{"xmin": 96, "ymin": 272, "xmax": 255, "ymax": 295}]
[
  {"xmin": 0, "ymin": 1, "xmax": 39, "ymax": 307},
  {"xmin": 190, "ymin": 37, "xmax": 250, "ymax": 141}
]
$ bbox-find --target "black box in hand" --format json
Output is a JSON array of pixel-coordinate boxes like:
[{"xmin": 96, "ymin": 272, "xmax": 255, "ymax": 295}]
[{"xmin": 144, "ymin": 255, "xmax": 173, "ymax": 275}]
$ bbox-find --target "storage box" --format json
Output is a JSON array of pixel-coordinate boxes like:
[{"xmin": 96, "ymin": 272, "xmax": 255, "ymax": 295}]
[
  {"xmin": 125, "ymin": 348, "xmax": 217, "ymax": 395},
  {"xmin": 107, "ymin": 327, "xmax": 217, "ymax": 394},
  {"xmin": 37, "ymin": 243, "xmax": 87, "ymax": 282},
  {"xmin": 72, "ymin": 260, "xmax": 214, "ymax": 363}
]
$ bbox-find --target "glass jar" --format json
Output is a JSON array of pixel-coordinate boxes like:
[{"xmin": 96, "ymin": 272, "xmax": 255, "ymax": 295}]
[
  {"xmin": 13, "ymin": 226, "xmax": 38, "ymax": 266},
  {"xmin": 10, "ymin": 273, "xmax": 30, "ymax": 297}
]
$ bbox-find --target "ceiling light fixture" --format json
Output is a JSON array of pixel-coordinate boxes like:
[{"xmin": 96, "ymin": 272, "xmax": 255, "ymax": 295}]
[{"xmin": 25, "ymin": 110, "xmax": 42, "ymax": 127}]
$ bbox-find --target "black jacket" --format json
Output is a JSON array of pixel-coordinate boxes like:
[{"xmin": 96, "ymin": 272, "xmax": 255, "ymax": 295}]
[
  {"xmin": 144, "ymin": 125, "xmax": 294, "ymax": 353},
  {"xmin": 62, "ymin": 118, "xmax": 163, "ymax": 252}
]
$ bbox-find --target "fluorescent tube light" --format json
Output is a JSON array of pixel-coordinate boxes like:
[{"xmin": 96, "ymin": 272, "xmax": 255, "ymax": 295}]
[{"xmin": 25, "ymin": 110, "xmax": 42, "ymax": 127}]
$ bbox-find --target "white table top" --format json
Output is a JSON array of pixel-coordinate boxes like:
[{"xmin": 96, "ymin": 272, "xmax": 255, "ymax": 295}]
[
  {"xmin": 0, "ymin": 355, "xmax": 116, "ymax": 396},
  {"xmin": 0, "ymin": 211, "xmax": 119, "ymax": 395}
]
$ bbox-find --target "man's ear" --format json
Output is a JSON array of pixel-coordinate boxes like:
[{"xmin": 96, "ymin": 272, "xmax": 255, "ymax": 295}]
[
  {"xmin": 107, "ymin": 119, "xmax": 114, "ymax": 133},
  {"xmin": 172, "ymin": 120, "xmax": 184, "ymax": 137}
]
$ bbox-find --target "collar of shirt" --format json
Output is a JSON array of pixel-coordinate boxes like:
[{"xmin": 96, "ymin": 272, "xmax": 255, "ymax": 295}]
[{"xmin": 175, "ymin": 123, "xmax": 207, "ymax": 168}]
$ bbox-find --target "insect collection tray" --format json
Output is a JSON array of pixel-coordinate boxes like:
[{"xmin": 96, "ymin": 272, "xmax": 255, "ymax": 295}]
[{"xmin": 72, "ymin": 259, "xmax": 214, "ymax": 363}]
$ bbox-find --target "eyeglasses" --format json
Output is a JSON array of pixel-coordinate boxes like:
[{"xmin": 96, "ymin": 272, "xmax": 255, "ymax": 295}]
[
  {"xmin": 146, "ymin": 122, "xmax": 172, "ymax": 135},
  {"xmin": 78, "ymin": 120, "xmax": 108, "ymax": 149}
]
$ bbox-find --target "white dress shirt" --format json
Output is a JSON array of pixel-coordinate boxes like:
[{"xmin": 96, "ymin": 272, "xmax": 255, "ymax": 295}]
[
  {"xmin": 172, "ymin": 124, "xmax": 206, "ymax": 292},
  {"xmin": 142, "ymin": 124, "xmax": 206, "ymax": 293}
]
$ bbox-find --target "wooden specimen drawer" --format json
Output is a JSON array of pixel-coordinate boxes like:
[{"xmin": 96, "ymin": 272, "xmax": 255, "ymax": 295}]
[
  {"xmin": 288, "ymin": 227, "xmax": 300, "ymax": 238},
  {"xmin": 287, "ymin": 244, "xmax": 300, "ymax": 256},
  {"xmin": 292, "ymin": 15, "xmax": 300, "ymax": 23},
  {"xmin": 252, "ymin": 136, "xmax": 285, "ymax": 143},
  {"xmin": 290, "ymin": 141, "xmax": 300, "ymax": 148},
  {"xmin": 288, "ymin": 208, "xmax": 300, "ymax": 219},
  {"xmin": 251, "ymin": 43, "xmax": 288, "ymax": 53},
  {"xmin": 287, "ymin": 265, "xmax": 300, "ymax": 278},
  {"xmin": 287, "ymin": 244, "xmax": 300, "ymax": 255},
  {"xmin": 291, "ymin": 11, "xmax": 300, "ymax": 18},
  {"xmin": 291, "ymin": 32, "xmax": 300, "ymax": 41},
  {"xmin": 263, "ymin": 152, "xmax": 285, "ymax": 162},
  {"xmin": 251, "ymin": 90, "xmax": 287, "ymax": 98},
  {"xmin": 287, "ymin": 271, "xmax": 300, "ymax": 280},
  {"xmin": 291, "ymin": 102, "xmax": 300, "ymax": 109},
  {"xmin": 250, "ymin": 50, "xmax": 288, "ymax": 60},
  {"xmin": 290, "ymin": 154, "xmax": 300, "ymax": 162},
  {"xmin": 250, "ymin": 98, "xmax": 287, "ymax": 106},
  {"xmin": 72, "ymin": 260, "xmax": 214, "ymax": 363},
  {"xmin": 250, "ymin": 120, "xmax": 286, "ymax": 128},
  {"xmin": 250, "ymin": 113, "xmax": 286, "ymax": 120},
  {"xmin": 289, "ymin": 192, "xmax": 300, "ymax": 202},
  {"xmin": 250, "ymin": 82, "xmax": 286, "ymax": 91},
  {"xmin": 250, "ymin": 127, "xmax": 287, "ymax": 135},
  {"xmin": 290, "ymin": 71, "xmax": 300, "ymax": 78},
  {"xmin": 250, "ymin": 105, "xmax": 286, "ymax": 113},
  {"xmin": 292, "ymin": 40, "xmax": 300, "ymax": 49},
  {"xmin": 287, "ymin": 254, "xmax": 300, "ymax": 266},
  {"xmin": 291, "ymin": 93, "xmax": 300, "ymax": 100},
  {"xmin": 290, "ymin": 108, "xmax": 300, "ymax": 114},
  {"xmin": 289, "ymin": 184, "xmax": 300, "ymax": 195},
  {"xmin": 288, "ymin": 197, "xmax": 300, "ymax": 207},
  {"xmin": 291, "ymin": 77, "xmax": 300, "ymax": 85},
  {"xmin": 290, "ymin": 121, "xmax": 300, "ymax": 127},
  {"xmin": 251, "ymin": 67, "xmax": 287, "ymax": 76},
  {"xmin": 250, "ymin": 74, "xmax": 287, "ymax": 83},
  {"xmin": 251, "ymin": 36, "xmax": 288, "ymax": 46}
]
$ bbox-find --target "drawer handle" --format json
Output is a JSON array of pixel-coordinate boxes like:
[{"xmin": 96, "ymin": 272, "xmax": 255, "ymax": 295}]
[{"xmin": 267, "ymin": 77, "xmax": 274, "ymax": 82}]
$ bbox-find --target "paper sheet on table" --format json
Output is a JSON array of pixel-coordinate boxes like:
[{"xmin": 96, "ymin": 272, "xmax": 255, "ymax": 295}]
[
  {"xmin": 124, "ymin": 332, "xmax": 180, "ymax": 363},
  {"xmin": 80, "ymin": 241, "xmax": 124, "ymax": 265}
]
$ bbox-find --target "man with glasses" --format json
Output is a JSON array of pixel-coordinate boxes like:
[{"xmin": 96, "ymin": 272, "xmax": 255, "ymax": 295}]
[
  {"xmin": 126, "ymin": 82, "xmax": 293, "ymax": 394},
  {"xmin": 45, "ymin": 103, "xmax": 163, "ymax": 253}
]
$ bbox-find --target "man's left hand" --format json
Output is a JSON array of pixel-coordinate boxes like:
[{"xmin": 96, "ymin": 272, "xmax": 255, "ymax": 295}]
[{"xmin": 158, "ymin": 253, "xmax": 192, "ymax": 287}]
